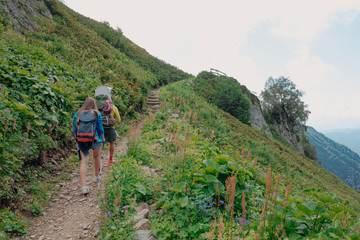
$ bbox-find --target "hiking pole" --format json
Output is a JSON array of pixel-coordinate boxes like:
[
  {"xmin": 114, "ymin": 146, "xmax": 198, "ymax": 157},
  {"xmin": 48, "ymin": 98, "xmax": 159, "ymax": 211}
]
[
  {"xmin": 75, "ymin": 137, "xmax": 81, "ymax": 161},
  {"xmin": 97, "ymin": 142, "xmax": 105, "ymax": 190}
]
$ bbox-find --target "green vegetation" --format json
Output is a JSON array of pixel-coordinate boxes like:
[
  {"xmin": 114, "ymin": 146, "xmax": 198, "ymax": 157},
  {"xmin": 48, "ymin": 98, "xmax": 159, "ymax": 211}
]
[
  {"xmin": 0, "ymin": 0, "xmax": 188, "ymax": 237},
  {"xmin": 101, "ymin": 81, "xmax": 360, "ymax": 239},
  {"xmin": 0, "ymin": 30, "xmax": 98, "ymax": 218},
  {"xmin": 306, "ymin": 127, "xmax": 360, "ymax": 191},
  {"xmin": 161, "ymin": 81, "xmax": 360, "ymax": 211},
  {"xmin": 192, "ymin": 71, "xmax": 250, "ymax": 125},
  {"xmin": 1, "ymin": 0, "xmax": 360, "ymax": 238}
]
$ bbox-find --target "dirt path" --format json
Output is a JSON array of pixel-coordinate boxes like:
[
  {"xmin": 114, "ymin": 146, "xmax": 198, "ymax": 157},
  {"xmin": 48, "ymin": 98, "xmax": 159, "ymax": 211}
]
[
  {"xmin": 21, "ymin": 89, "xmax": 160, "ymax": 240},
  {"xmin": 21, "ymin": 137, "xmax": 128, "ymax": 240}
]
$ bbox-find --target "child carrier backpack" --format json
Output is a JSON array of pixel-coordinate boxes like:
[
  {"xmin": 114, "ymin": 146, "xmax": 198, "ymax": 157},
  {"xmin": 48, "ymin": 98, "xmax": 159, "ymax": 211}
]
[
  {"xmin": 95, "ymin": 86, "xmax": 116, "ymax": 127},
  {"xmin": 76, "ymin": 110, "xmax": 98, "ymax": 143},
  {"xmin": 103, "ymin": 99, "xmax": 113, "ymax": 115},
  {"xmin": 102, "ymin": 100, "xmax": 116, "ymax": 127}
]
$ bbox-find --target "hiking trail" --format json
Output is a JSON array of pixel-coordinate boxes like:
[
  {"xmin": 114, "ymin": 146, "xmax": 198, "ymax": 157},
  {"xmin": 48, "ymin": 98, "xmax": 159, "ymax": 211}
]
[
  {"xmin": 21, "ymin": 89, "xmax": 160, "ymax": 240},
  {"xmin": 21, "ymin": 136, "xmax": 128, "ymax": 240}
]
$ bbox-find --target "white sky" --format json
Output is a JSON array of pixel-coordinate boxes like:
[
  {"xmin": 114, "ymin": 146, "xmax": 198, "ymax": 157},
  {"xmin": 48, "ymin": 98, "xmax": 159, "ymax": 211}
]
[{"xmin": 64, "ymin": 0, "xmax": 360, "ymax": 131}]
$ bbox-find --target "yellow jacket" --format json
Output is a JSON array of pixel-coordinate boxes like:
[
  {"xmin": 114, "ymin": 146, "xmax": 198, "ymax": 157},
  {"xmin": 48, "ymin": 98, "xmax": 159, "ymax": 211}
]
[{"xmin": 112, "ymin": 105, "xmax": 121, "ymax": 124}]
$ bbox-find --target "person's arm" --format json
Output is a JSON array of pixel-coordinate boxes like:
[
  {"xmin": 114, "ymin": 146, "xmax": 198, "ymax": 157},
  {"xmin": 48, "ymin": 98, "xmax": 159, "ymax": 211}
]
[
  {"xmin": 113, "ymin": 106, "xmax": 121, "ymax": 124},
  {"xmin": 73, "ymin": 112, "xmax": 78, "ymax": 136},
  {"xmin": 96, "ymin": 113, "xmax": 104, "ymax": 135}
]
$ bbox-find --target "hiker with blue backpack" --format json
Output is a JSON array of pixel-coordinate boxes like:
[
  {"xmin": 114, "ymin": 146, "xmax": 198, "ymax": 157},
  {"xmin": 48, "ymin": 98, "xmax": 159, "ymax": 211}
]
[{"xmin": 73, "ymin": 97, "xmax": 105, "ymax": 194}]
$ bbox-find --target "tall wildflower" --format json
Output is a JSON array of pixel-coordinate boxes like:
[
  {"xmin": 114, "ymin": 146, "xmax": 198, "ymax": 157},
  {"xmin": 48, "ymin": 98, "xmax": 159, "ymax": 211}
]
[
  {"xmin": 4, "ymin": 118, "xmax": 9, "ymax": 139},
  {"xmin": 206, "ymin": 218, "xmax": 217, "ymax": 240},
  {"xmin": 27, "ymin": 123, "xmax": 31, "ymax": 135},
  {"xmin": 242, "ymin": 192, "xmax": 246, "ymax": 219},
  {"xmin": 12, "ymin": 116, "xmax": 17, "ymax": 131},
  {"xmin": 218, "ymin": 217, "xmax": 225, "ymax": 240},
  {"xmin": 225, "ymin": 175, "xmax": 237, "ymax": 220}
]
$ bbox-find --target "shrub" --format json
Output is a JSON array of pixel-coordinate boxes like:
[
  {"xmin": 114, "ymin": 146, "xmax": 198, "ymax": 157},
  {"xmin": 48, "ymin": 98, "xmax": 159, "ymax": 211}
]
[{"xmin": 193, "ymin": 71, "xmax": 250, "ymax": 125}]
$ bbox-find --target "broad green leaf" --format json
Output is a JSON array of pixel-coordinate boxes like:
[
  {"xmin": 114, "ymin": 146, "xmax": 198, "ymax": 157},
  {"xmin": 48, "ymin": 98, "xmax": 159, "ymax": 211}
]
[
  {"xmin": 204, "ymin": 166, "xmax": 216, "ymax": 173},
  {"xmin": 289, "ymin": 232, "xmax": 303, "ymax": 240},
  {"xmin": 192, "ymin": 174, "xmax": 204, "ymax": 182},
  {"xmin": 311, "ymin": 192, "xmax": 336, "ymax": 204},
  {"xmin": 169, "ymin": 182, "xmax": 187, "ymax": 192},
  {"xmin": 134, "ymin": 183, "xmax": 147, "ymax": 195},
  {"xmin": 304, "ymin": 201, "xmax": 317, "ymax": 211},
  {"xmin": 296, "ymin": 203, "xmax": 313, "ymax": 216},
  {"xmin": 213, "ymin": 155, "xmax": 232, "ymax": 165},
  {"xmin": 174, "ymin": 195, "xmax": 188, "ymax": 207},
  {"xmin": 34, "ymin": 120, "xmax": 45, "ymax": 126},
  {"xmin": 329, "ymin": 233, "xmax": 340, "ymax": 239},
  {"xmin": 204, "ymin": 174, "xmax": 219, "ymax": 183}
]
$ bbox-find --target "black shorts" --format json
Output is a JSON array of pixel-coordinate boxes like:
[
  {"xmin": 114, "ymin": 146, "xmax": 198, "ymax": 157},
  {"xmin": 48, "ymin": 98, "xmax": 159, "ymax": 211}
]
[
  {"xmin": 77, "ymin": 142, "xmax": 102, "ymax": 157},
  {"xmin": 104, "ymin": 127, "xmax": 117, "ymax": 143}
]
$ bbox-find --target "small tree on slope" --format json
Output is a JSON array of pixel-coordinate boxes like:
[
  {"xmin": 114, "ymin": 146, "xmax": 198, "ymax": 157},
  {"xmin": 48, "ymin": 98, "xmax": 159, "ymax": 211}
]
[{"xmin": 260, "ymin": 76, "xmax": 310, "ymax": 130}]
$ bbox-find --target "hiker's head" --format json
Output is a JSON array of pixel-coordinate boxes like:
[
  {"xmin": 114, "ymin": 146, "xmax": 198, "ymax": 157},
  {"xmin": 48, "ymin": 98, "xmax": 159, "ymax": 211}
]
[
  {"xmin": 77, "ymin": 97, "xmax": 99, "ymax": 124},
  {"xmin": 81, "ymin": 97, "xmax": 98, "ymax": 111}
]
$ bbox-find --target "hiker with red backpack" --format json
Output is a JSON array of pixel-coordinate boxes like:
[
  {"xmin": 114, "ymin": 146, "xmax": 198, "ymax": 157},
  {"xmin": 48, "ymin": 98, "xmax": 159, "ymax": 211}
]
[{"xmin": 73, "ymin": 97, "xmax": 105, "ymax": 194}]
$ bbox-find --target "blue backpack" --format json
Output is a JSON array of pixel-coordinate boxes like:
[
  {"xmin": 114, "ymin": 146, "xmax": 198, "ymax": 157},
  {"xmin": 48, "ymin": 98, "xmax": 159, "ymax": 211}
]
[{"xmin": 76, "ymin": 110, "xmax": 98, "ymax": 143}]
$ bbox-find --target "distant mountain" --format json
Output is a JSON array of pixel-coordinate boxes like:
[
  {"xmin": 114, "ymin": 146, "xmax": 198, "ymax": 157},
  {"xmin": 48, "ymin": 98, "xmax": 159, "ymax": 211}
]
[
  {"xmin": 322, "ymin": 129, "xmax": 360, "ymax": 156},
  {"xmin": 306, "ymin": 127, "xmax": 360, "ymax": 190}
]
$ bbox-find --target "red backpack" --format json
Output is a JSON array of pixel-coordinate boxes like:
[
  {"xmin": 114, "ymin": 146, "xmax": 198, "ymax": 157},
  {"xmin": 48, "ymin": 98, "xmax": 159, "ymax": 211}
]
[{"xmin": 76, "ymin": 110, "xmax": 98, "ymax": 143}]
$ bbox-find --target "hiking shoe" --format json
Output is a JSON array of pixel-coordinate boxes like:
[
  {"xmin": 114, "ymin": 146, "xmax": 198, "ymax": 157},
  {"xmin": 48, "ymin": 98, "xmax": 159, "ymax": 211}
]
[
  {"xmin": 81, "ymin": 186, "xmax": 90, "ymax": 195},
  {"xmin": 94, "ymin": 175, "xmax": 101, "ymax": 183},
  {"xmin": 108, "ymin": 158, "xmax": 116, "ymax": 164}
]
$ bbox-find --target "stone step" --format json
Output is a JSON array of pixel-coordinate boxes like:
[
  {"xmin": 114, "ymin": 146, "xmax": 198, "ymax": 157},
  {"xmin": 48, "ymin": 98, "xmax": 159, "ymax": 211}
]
[
  {"xmin": 134, "ymin": 230, "xmax": 156, "ymax": 240},
  {"xmin": 148, "ymin": 96, "xmax": 158, "ymax": 100},
  {"xmin": 148, "ymin": 101, "xmax": 160, "ymax": 105}
]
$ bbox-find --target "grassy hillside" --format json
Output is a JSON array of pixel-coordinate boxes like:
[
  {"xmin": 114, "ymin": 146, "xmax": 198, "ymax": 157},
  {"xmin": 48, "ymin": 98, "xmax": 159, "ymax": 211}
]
[
  {"xmin": 161, "ymin": 81, "xmax": 360, "ymax": 211},
  {"xmin": 27, "ymin": 0, "xmax": 190, "ymax": 115},
  {"xmin": 306, "ymin": 127, "xmax": 360, "ymax": 191},
  {"xmin": 99, "ymin": 80, "xmax": 360, "ymax": 239},
  {"xmin": 0, "ymin": 0, "xmax": 189, "ymax": 236},
  {"xmin": 1, "ymin": 0, "xmax": 360, "ymax": 238}
]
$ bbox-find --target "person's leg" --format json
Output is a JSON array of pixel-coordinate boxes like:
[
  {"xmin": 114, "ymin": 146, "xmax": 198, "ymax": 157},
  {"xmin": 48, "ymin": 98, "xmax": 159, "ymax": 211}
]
[
  {"xmin": 109, "ymin": 141, "xmax": 115, "ymax": 163},
  {"xmin": 79, "ymin": 151, "xmax": 88, "ymax": 187},
  {"xmin": 93, "ymin": 144, "xmax": 102, "ymax": 177}
]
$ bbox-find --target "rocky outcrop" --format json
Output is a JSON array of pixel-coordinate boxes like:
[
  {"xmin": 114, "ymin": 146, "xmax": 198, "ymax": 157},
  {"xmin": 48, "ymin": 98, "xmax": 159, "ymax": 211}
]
[
  {"xmin": 241, "ymin": 86, "xmax": 271, "ymax": 135},
  {"xmin": 0, "ymin": 0, "xmax": 52, "ymax": 32},
  {"xmin": 273, "ymin": 118, "xmax": 305, "ymax": 154},
  {"xmin": 241, "ymin": 86, "xmax": 305, "ymax": 154}
]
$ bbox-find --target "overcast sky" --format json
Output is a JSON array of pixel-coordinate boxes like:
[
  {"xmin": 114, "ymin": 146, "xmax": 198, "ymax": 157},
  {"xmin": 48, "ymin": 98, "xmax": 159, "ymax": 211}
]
[{"xmin": 64, "ymin": 0, "xmax": 360, "ymax": 131}]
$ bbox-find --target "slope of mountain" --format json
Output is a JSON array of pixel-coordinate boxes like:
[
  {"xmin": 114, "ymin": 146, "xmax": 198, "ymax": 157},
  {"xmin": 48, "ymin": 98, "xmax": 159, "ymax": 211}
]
[
  {"xmin": 306, "ymin": 126, "xmax": 360, "ymax": 190},
  {"xmin": 1, "ymin": 0, "xmax": 360, "ymax": 237},
  {"xmin": 0, "ymin": 0, "xmax": 188, "ymax": 220},
  {"xmin": 322, "ymin": 129, "xmax": 360, "ymax": 156}
]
